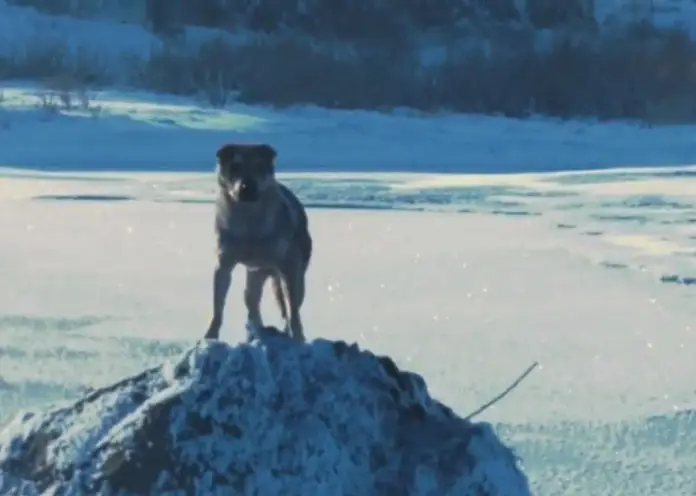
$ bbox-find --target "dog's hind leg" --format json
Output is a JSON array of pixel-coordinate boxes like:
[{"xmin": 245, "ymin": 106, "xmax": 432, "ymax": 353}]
[
  {"xmin": 277, "ymin": 262, "xmax": 306, "ymax": 343},
  {"xmin": 271, "ymin": 274, "xmax": 289, "ymax": 323},
  {"xmin": 244, "ymin": 267, "xmax": 270, "ymax": 337},
  {"xmin": 204, "ymin": 258, "xmax": 235, "ymax": 340}
]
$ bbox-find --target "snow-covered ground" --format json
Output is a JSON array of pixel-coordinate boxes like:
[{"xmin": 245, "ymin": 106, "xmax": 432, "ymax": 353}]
[
  {"xmin": 1, "ymin": 85, "xmax": 696, "ymax": 495},
  {"xmin": 2, "ymin": 85, "xmax": 696, "ymax": 172},
  {"xmin": 2, "ymin": 166, "xmax": 696, "ymax": 495}
]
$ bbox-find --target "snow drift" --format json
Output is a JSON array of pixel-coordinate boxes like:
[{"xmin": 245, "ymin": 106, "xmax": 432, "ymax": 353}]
[{"xmin": 0, "ymin": 326, "xmax": 531, "ymax": 495}]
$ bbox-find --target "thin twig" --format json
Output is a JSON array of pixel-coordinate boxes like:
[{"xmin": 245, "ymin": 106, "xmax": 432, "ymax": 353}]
[{"xmin": 463, "ymin": 361, "xmax": 539, "ymax": 421}]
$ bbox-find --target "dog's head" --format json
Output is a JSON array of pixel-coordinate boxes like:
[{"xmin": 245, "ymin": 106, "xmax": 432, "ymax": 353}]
[{"xmin": 215, "ymin": 143, "xmax": 277, "ymax": 203}]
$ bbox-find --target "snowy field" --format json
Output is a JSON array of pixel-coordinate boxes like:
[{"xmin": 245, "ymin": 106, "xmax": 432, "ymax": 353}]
[
  {"xmin": 2, "ymin": 85, "xmax": 696, "ymax": 173},
  {"xmin": 1, "ymin": 86, "xmax": 696, "ymax": 495}
]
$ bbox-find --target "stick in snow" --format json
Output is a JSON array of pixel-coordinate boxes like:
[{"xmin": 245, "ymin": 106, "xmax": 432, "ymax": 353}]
[{"xmin": 463, "ymin": 361, "xmax": 539, "ymax": 422}]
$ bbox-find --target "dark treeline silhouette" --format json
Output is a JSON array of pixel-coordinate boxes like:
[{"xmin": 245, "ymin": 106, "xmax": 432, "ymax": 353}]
[
  {"xmin": 146, "ymin": 0, "xmax": 594, "ymax": 38},
  {"xmin": 4, "ymin": 0, "xmax": 696, "ymax": 124}
]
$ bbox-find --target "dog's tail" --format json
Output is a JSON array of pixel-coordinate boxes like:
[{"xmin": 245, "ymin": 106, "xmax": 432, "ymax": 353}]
[{"xmin": 271, "ymin": 275, "xmax": 289, "ymax": 320}]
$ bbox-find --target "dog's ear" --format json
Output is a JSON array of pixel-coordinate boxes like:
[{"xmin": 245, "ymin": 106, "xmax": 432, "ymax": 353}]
[
  {"xmin": 257, "ymin": 144, "xmax": 277, "ymax": 163},
  {"xmin": 216, "ymin": 144, "xmax": 241, "ymax": 165}
]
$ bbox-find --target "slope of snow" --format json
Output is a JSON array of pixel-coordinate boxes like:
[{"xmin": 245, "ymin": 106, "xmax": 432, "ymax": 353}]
[
  {"xmin": 1, "ymin": 85, "xmax": 696, "ymax": 172},
  {"xmin": 0, "ymin": 0, "xmax": 250, "ymax": 78},
  {"xmin": 0, "ymin": 0, "xmax": 156, "ymax": 76},
  {"xmin": 0, "ymin": 329, "xmax": 531, "ymax": 495}
]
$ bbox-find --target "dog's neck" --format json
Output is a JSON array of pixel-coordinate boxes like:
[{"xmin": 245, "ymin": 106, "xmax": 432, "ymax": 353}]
[{"xmin": 217, "ymin": 185, "xmax": 280, "ymax": 239}]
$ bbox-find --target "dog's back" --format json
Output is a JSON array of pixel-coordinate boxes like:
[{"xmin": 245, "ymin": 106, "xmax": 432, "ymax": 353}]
[{"xmin": 277, "ymin": 183, "xmax": 312, "ymax": 269}]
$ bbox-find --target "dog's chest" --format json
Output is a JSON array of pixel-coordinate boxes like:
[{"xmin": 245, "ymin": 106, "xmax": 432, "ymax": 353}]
[
  {"xmin": 216, "ymin": 203, "xmax": 291, "ymax": 268},
  {"xmin": 225, "ymin": 235, "xmax": 289, "ymax": 268}
]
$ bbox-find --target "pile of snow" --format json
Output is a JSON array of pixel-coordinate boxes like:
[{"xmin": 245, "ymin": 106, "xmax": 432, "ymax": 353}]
[{"xmin": 0, "ymin": 326, "xmax": 530, "ymax": 495}]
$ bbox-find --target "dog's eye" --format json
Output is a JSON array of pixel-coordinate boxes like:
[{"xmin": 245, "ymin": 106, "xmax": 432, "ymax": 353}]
[
  {"xmin": 255, "ymin": 160, "xmax": 272, "ymax": 174},
  {"xmin": 221, "ymin": 162, "xmax": 240, "ymax": 176}
]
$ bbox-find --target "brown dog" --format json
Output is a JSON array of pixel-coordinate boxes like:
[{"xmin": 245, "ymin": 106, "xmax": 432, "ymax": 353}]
[{"xmin": 204, "ymin": 143, "xmax": 312, "ymax": 342}]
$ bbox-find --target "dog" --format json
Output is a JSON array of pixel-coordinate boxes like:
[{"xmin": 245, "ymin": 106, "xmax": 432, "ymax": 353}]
[{"xmin": 204, "ymin": 143, "xmax": 312, "ymax": 343}]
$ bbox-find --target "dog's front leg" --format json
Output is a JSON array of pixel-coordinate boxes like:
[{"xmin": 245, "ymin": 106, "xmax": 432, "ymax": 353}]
[
  {"xmin": 244, "ymin": 268, "xmax": 270, "ymax": 337},
  {"xmin": 204, "ymin": 259, "xmax": 235, "ymax": 340}
]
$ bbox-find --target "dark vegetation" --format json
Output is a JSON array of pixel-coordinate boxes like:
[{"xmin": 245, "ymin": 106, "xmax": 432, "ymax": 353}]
[{"xmin": 4, "ymin": 0, "xmax": 696, "ymax": 123}]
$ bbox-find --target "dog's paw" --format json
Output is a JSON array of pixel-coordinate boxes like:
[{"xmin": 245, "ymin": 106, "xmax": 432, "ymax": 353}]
[
  {"xmin": 282, "ymin": 321, "xmax": 306, "ymax": 343},
  {"xmin": 204, "ymin": 317, "xmax": 222, "ymax": 340},
  {"xmin": 245, "ymin": 319, "xmax": 263, "ymax": 340}
]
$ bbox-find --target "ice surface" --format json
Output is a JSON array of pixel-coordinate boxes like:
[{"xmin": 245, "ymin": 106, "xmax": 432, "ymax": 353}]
[
  {"xmin": 0, "ymin": 328, "xmax": 531, "ymax": 495},
  {"xmin": 1, "ymin": 166, "xmax": 696, "ymax": 495}
]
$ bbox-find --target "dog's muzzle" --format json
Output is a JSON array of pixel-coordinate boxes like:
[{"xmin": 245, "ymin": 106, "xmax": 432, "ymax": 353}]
[{"xmin": 238, "ymin": 177, "xmax": 259, "ymax": 202}]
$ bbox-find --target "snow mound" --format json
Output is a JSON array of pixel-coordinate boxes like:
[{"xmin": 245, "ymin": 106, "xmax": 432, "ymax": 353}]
[{"xmin": 0, "ymin": 326, "xmax": 531, "ymax": 495}]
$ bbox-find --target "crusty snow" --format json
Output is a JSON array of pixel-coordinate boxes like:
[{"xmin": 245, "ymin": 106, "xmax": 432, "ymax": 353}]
[{"xmin": 0, "ymin": 329, "xmax": 531, "ymax": 495}]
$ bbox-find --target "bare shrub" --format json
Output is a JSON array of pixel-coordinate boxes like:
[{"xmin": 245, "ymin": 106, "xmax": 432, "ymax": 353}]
[
  {"xmin": 0, "ymin": 39, "xmax": 106, "ymax": 117},
  {"xmin": 34, "ymin": 74, "xmax": 102, "ymax": 116},
  {"xmin": 46, "ymin": 75, "xmax": 99, "ymax": 110},
  {"xmin": 35, "ymin": 91, "xmax": 59, "ymax": 113}
]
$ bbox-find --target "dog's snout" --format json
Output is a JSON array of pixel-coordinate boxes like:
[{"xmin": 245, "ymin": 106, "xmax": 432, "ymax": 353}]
[{"xmin": 238, "ymin": 177, "xmax": 259, "ymax": 202}]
